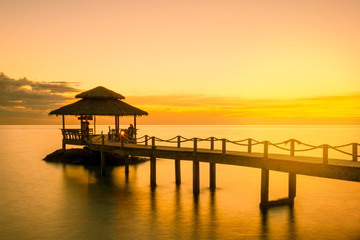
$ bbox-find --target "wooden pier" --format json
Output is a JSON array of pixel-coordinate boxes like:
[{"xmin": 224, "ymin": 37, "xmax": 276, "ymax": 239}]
[{"xmin": 85, "ymin": 135, "xmax": 360, "ymax": 209}]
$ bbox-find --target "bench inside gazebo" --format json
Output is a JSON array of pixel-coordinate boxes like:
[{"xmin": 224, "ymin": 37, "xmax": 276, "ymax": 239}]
[{"xmin": 49, "ymin": 86, "xmax": 148, "ymax": 149}]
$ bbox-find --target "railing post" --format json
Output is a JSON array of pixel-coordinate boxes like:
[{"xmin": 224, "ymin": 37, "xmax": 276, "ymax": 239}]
[
  {"xmin": 264, "ymin": 141, "xmax": 269, "ymax": 159},
  {"xmin": 151, "ymin": 137, "xmax": 156, "ymax": 149},
  {"xmin": 177, "ymin": 136, "xmax": 181, "ymax": 148},
  {"xmin": 222, "ymin": 139, "xmax": 226, "ymax": 154},
  {"xmin": 193, "ymin": 138, "xmax": 197, "ymax": 153},
  {"xmin": 101, "ymin": 133, "xmax": 104, "ymax": 145},
  {"xmin": 353, "ymin": 143, "xmax": 358, "ymax": 162},
  {"xmin": 323, "ymin": 144, "xmax": 328, "ymax": 164},
  {"xmin": 145, "ymin": 135, "xmax": 148, "ymax": 146},
  {"xmin": 210, "ymin": 137, "xmax": 214, "ymax": 150},
  {"xmin": 290, "ymin": 139, "xmax": 295, "ymax": 156},
  {"xmin": 247, "ymin": 139, "xmax": 252, "ymax": 153}
]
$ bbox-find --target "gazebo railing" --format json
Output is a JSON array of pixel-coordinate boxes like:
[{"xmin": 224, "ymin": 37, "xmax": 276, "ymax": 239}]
[{"xmin": 61, "ymin": 128, "xmax": 93, "ymax": 141}]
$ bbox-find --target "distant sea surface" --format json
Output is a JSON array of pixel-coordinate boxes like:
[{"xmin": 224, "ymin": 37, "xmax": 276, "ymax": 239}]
[{"xmin": 0, "ymin": 125, "xmax": 360, "ymax": 240}]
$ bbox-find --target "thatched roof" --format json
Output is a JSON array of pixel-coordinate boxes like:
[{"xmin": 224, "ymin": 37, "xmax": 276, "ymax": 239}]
[
  {"xmin": 49, "ymin": 86, "xmax": 148, "ymax": 116},
  {"xmin": 49, "ymin": 98, "xmax": 148, "ymax": 116},
  {"xmin": 75, "ymin": 86, "xmax": 125, "ymax": 99}
]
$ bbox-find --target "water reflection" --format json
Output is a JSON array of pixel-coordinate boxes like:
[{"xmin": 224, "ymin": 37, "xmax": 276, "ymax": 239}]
[
  {"xmin": 58, "ymin": 163, "xmax": 304, "ymax": 239},
  {"xmin": 260, "ymin": 206, "xmax": 297, "ymax": 240}
]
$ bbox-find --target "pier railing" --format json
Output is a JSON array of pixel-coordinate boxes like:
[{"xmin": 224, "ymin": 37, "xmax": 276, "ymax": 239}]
[
  {"xmin": 135, "ymin": 135, "xmax": 360, "ymax": 163},
  {"xmin": 90, "ymin": 134, "xmax": 360, "ymax": 164}
]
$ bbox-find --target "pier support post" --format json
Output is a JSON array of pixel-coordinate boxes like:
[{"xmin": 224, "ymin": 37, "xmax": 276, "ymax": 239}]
[
  {"xmin": 101, "ymin": 151, "xmax": 106, "ymax": 176},
  {"xmin": 150, "ymin": 137, "xmax": 156, "ymax": 188},
  {"xmin": 175, "ymin": 159, "xmax": 181, "ymax": 185},
  {"xmin": 209, "ymin": 137, "xmax": 216, "ymax": 190},
  {"xmin": 150, "ymin": 156, "xmax": 156, "ymax": 188},
  {"xmin": 193, "ymin": 138, "xmax": 200, "ymax": 195},
  {"xmin": 288, "ymin": 173, "xmax": 296, "ymax": 199},
  {"xmin": 260, "ymin": 168, "xmax": 269, "ymax": 208},
  {"xmin": 175, "ymin": 136, "xmax": 181, "ymax": 185},
  {"xmin": 125, "ymin": 155, "xmax": 129, "ymax": 175},
  {"xmin": 210, "ymin": 162, "xmax": 216, "ymax": 190},
  {"xmin": 193, "ymin": 160, "xmax": 200, "ymax": 195}
]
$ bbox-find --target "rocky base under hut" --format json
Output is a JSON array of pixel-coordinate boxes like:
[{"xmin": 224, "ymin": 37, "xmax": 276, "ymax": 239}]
[{"xmin": 44, "ymin": 147, "xmax": 148, "ymax": 165}]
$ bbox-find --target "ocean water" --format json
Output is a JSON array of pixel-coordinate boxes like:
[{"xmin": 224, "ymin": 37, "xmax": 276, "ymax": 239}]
[{"xmin": 0, "ymin": 125, "xmax": 359, "ymax": 240}]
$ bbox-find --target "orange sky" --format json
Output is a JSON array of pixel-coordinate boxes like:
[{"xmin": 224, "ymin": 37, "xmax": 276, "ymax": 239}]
[{"xmin": 1, "ymin": 0, "xmax": 359, "ymax": 125}]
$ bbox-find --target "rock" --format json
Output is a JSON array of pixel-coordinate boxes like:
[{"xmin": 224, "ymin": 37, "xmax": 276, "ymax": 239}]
[{"xmin": 43, "ymin": 148, "xmax": 148, "ymax": 165}]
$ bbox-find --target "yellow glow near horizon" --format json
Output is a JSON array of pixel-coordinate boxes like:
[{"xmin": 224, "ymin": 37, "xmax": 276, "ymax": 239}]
[{"xmin": 0, "ymin": 0, "xmax": 359, "ymax": 124}]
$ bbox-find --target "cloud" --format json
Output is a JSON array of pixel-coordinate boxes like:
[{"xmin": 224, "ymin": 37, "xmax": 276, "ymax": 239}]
[
  {"xmin": 0, "ymin": 73, "xmax": 359, "ymax": 125},
  {"xmin": 0, "ymin": 73, "xmax": 81, "ymax": 118}
]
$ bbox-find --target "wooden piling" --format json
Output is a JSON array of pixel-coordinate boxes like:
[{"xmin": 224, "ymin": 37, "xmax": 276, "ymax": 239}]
[
  {"xmin": 210, "ymin": 137, "xmax": 216, "ymax": 189},
  {"xmin": 210, "ymin": 162, "xmax": 216, "ymax": 190},
  {"xmin": 175, "ymin": 159, "xmax": 181, "ymax": 185},
  {"xmin": 193, "ymin": 138, "xmax": 199, "ymax": 195},
  {"xmin": 150, "ymin": 137, "xmax": 156, "ymax": 188},
  {"xmin": 288, "ymin": 140, "xmax": 297, "ymax": 199},
  {"xmin": 150, "ymin": 156, "xmax": 156, "ymax": 188},
  {"xmin": 288, "ymin": 172, "xmax": 296, "ymax": 198},
  {"xmin": 260, "ymin": 168, "xmax": 269, "ymax": 208}
]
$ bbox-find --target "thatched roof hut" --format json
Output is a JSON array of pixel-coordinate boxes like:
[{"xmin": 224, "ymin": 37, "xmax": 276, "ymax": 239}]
[
  {"xmin": 49, "ymin": 86, "xmax": 147, "ymax": 116},
  {"xmin": 49, "ymin": 86, "xmax": 148, "ymax": 149}
]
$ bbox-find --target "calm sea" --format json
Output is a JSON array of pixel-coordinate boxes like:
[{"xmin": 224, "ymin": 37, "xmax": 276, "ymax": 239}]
[{"xmin": 0, "ymin": 125, "xmax": 359, "ymax": 240}]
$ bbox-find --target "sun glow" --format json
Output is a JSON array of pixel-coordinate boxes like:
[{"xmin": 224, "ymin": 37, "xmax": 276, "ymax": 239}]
[{"xmin": 0, "ymin": 0, "xmax": 359, "ymax": 125}]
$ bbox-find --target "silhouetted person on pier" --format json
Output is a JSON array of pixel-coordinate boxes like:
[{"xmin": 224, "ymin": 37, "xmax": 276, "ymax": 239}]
[{"xmin": 128, "ymin": 124, "xmax": 134, "ymax": 140}]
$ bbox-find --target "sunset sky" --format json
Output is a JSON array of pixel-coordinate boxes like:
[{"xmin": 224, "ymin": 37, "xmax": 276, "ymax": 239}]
[{"xmin": 1, "ymin": 0, "xmax": 359, "ymax": 125}]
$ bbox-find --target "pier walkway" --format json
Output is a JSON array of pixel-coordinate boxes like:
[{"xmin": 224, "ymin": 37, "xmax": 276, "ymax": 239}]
[{"xmin": 86, "ymin": 135, "xmax": 360, "ymax": 209}]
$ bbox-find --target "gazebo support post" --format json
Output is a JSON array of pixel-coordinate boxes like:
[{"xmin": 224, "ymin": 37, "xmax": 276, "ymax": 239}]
[
  {"xmin": 115, "ymin": 115, "xmax": 120, "ymax": 136},
  {"xmin": 94, "ymin": 115, "xmax": 96, "ymax": 135},
  {"xmin": 80, "ymin": 115, "xmax": 83, "ymax": 141},
  {"xmin": 134, "ymin": 115, "xmax": 137, "ymax": 143},
  {"xmin": 62, "ymin": 115, "xmax": 66, "ymax": 150}
]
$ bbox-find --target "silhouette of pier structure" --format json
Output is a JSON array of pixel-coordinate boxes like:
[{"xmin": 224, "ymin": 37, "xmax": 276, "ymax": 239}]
[
  {"xmin": 49, "ymin": 86, "xmax": 360, "ymax": 209},
  {"xmin": 87, "ymin": 134, "xmax": 360, "ymax": 209}
]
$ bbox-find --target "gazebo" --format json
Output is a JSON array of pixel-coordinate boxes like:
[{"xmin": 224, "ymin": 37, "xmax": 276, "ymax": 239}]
[{"xmin": 49, "ymin": 86, "xmax": 148, "ymax": 149}]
